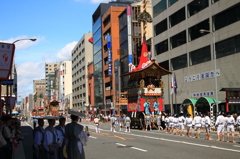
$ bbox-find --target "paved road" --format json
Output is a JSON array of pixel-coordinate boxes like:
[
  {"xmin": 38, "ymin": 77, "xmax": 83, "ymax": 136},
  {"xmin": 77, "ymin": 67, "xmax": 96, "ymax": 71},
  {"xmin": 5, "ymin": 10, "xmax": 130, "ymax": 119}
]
[{"xmin": 21, "ymin": 120, "xmax": 240, "ymax": 159}]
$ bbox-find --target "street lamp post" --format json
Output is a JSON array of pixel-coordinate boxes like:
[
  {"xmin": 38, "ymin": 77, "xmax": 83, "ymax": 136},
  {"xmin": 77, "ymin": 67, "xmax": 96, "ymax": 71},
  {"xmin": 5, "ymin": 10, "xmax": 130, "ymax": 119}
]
[
  {"xmin": 200, "ymin": 29, "xmax": 219, "ymax": 127},
  {"xmin": 12, "ymin": 38, "xmax": 36, "ymax": 44}
]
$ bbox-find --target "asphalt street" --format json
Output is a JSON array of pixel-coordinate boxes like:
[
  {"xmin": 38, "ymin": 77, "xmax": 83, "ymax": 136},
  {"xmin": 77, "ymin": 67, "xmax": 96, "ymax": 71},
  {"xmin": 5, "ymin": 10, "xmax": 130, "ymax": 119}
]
[{"xmin": 20, "ymin": 120, "xmax": 240, "ymax": 159}]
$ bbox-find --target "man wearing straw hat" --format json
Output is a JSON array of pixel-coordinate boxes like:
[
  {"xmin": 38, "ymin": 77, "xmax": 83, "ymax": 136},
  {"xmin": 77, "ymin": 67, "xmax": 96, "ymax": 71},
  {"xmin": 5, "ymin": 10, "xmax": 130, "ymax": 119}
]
[{"xmin": 65, "ymin": 111, "xmax": 89, "ymax": 159}]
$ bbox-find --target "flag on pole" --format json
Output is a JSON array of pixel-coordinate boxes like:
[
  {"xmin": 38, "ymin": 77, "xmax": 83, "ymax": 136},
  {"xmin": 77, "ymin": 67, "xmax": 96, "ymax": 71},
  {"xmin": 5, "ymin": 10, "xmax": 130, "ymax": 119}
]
[{"xmin": 170, "ymin": 73, "xmax": 178, "ymax": 94}]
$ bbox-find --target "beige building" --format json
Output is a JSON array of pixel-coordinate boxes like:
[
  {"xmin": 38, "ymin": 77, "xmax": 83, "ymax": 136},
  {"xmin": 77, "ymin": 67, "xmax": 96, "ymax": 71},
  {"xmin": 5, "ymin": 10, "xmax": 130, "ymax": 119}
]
[
  {"xmin": 33, "ymin": 79, "xmax": 46, "ymax": 109},
  {"xmin": 56, "ymin": 61, "xmax": 72, "ymax": 110},
  {"xmin": 72, "ymin": 33, "xmax": 93, "ymax": 111},
  {"xmin": 153, "ymin": 0, "xmax": 240, "ymax": 113}
]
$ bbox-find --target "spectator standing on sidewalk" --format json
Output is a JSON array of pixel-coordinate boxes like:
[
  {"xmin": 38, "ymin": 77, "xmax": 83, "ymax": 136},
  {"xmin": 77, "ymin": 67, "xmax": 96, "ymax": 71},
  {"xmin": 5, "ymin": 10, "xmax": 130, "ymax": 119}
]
[
  {"xmin": 2, "ymin": 116, "xmax": 13, "ymax": 159},
  {"xmin": 33, "ymin": 118, "xmax": 47, "ymax": 159},
  {"xmin": 55, "ymin": 117, "xmax": 66, "ymax": 159},
  {"xmin": 65, "ymin": 111, "xmax": 89, "ymax": 159},
  {"xmin": 0, "ymin": 117, "xmax": 7, "ymax": 158},
  {"xmin": 94, "ymin": 116, "xmax": 100, "ymax": 133},
  {"xmin": 44, "ymin": 117, "xmax": 59, "ymax": 159}
]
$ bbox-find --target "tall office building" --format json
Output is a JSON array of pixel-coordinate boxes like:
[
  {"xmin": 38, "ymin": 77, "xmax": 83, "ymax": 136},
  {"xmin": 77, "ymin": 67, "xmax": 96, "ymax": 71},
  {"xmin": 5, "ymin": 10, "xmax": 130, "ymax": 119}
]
[
  {"xmin": 72, "ymin": 33, "xmax": 93, "ymax": 112},
  {"xmin": 45, "ymin": 62, "xmax": 61, "ymax": 100},
  {"xmin": 92, "ymin": 1, "xmax": 134, "ymax": 113},
  {"xmin": 153, "ymin": 0, "xmax": 240, "ymax": 113}
]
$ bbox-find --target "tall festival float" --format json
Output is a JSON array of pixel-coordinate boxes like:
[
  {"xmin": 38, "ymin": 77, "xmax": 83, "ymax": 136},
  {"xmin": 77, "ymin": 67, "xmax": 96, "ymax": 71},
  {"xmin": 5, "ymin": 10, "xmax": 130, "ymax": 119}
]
[{"xmin": 122, "ymin": 36, "xmax": 171, "ymax": 129}]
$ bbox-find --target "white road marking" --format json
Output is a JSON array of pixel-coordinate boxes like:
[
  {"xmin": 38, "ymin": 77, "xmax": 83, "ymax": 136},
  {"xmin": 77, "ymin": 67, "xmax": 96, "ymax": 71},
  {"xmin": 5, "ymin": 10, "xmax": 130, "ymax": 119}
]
[
  {"xmin": 116, "ymin": 143, "xmax": 147, "ymax": 152},
  {"xmin": 116, "ymin": 143, "xmax": 126, "ymax": 146},
  {"xmin": 131, "ymin": 147, "xmax": 147, "ymax": 152},
  {"xmin": 233, "ymin": 145, "xmax": 240, "ymax": 148},
  {"xmin": 89, "ymin": 136, "xmax": 97, "ymax": 139},
  {"xmin": 183, "ymin": 142, "xmax": 210, "ymax": 148},
  {"xmin": 212, "ymin": 146, "xmax": 240, "ymax": 153}
]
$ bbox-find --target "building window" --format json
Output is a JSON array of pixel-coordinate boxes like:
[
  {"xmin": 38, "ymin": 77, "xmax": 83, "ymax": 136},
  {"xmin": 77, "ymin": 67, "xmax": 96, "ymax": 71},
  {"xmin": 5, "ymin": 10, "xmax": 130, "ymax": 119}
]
[
  {"xmin": 169, "ymin": 7, "xmax": 185, "ymax": 28},
  {"xmin": 103, "ymin": 15, "xmax": 110, "ymax": 27},
  {"xmin": 188, "ymin": 0, "xmax": 209, "ymax": 17},
  {"xmin": 155, "ymin": 39, "xmax": 168, "ymax": 55},
  {"xmin": 154, "ymin": 19, "xmax": 167, "ymax": 36},
  {"xmin": 216, "ymin": 34, "xmax": 240, "ymax": 58},
  {"xmin": 158, "ymin": 60, "xmax": 169, "ymax": 71},
  {"xmin": 171, "ymin": 54, "xmax": 187, "ymax": 70},
  {"xmin": 168, "ymin": 0, "xmax": 178, "ymax": 7},
  {"xmin": 213, "ymin": 3, "xmax": 240, "ymax": 31},
  {"xmin": 188, "ymin": 19, "xmax": 209, "ymax": 41},
  {"xmin": 190, "ymin": 46, "xmax": 211, "ymax": 66},
  {"xmin": 170, "ymin": 30, "xmax": 186, "ymax": 49},
  {"xmin": 153, "ymin": 0, "xmax": 167, "ymax": 18},
  {"xmin": 133, "ymin": 23, "xmax": 141, "ymax": 36}
]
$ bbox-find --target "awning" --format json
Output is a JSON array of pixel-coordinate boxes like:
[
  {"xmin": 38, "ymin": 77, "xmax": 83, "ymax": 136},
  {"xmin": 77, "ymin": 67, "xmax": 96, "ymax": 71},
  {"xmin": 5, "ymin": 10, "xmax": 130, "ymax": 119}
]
[
  {"xmin": 196, "ymin": 97, "xmax": 222, "ymax": 106},
  {"xmin": 220, "ymin": 88, "xmax": 240, "ymax": 91},
  {"xmin": 182, "ymin": 98, "xmax": 197, "ymax": 106},
  {"xmin": 12, "ymin": 111, "xmax": 19, "ymax": 115}
]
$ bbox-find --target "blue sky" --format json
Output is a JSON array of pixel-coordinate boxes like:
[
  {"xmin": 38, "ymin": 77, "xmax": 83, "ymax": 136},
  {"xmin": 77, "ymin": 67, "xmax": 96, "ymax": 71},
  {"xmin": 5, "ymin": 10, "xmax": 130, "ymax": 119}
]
[{"xmin": 0, "ymin": 0, "xmax": 111, "ymax": 100}]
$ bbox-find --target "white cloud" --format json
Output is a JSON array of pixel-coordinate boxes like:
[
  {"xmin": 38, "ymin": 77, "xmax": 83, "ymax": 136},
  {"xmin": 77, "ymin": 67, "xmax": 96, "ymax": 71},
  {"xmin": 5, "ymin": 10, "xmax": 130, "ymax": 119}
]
[
  {"xmin": 55, "ymin": 41, "xmax": 77, "ymax": 61},
  {"xmin": 17, "ymin": 61, "xmax": 45, "ymax": 98},
  {"xmin": 0, "ymin": 36, "xmax": 44, "ymax": 50}
]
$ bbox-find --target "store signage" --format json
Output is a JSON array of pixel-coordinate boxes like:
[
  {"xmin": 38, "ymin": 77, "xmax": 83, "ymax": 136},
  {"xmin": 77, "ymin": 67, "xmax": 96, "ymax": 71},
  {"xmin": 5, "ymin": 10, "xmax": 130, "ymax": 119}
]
[
  {"xmin": 190, "ymin": 91, "xmax": 214, "ymax": 98},
  {"xmin": 0, "ymin": 43, "xmax": 15, "ymax": 80},
  {"xmin": 184, "ymin": 69, "xmax": 220, "ymax": 83}
]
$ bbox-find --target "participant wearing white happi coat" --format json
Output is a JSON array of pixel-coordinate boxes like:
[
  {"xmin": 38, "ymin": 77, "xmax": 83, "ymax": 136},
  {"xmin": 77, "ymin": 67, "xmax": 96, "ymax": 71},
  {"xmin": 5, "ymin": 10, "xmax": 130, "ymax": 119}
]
[
  {"xmin": 215, "ymin": 112, "xmax": 226, "ymax": 141},
  {"xmin": 33, "ymin": 118, "xmax": 47, "ymax": 159},
  {"xmin": 225, "ymin": 112, "xmax": 236, "ymax": 143},
  {"xmin": 193, "ymin": 113, "xmax": 202, "ymax": 138},
  {"xmin": 203, "ymin": 113, "xmax": 211, "ymax": 140},
  {"xmin": 173, "ymin": 114, "xmax": 179, "ymax": 135},
  {"xmin": 118, "ymin": 115, "xmax": 125, "ymax": 132},
  {"xmin": 124, "ymin": 116, "xmax": 131, "ymax": 132},
  {"xmin": 168, "ymin": 115, "xmax": 174, "ymax": 134},
  {"xmin": 156, "ymin": 115, "xmax": 163, "ymax": 131},
  {"xmin": 185, "ymin": 114, "xmax": 193, "ymax": 137},
  {"xmin": 93, "ymin": 116, "xmax": 100, "ymax": 133},
  {"xmin": 44, "ymin": 119, "xmax": 58, "ymax": 159},
  {"xmin": 164, "ymin": 115, "xmax": 170, "ymax": 133},
  {"xmin": 145, "ymin": 114, "xmax": 152, "ymax": 131},
  {"xmin": 110, "ymin": 115, "xmax": 116, "ymax": 132},
  {"xmin": 178, "ymin": 113, "xmax": 185, "ymax": 136}
]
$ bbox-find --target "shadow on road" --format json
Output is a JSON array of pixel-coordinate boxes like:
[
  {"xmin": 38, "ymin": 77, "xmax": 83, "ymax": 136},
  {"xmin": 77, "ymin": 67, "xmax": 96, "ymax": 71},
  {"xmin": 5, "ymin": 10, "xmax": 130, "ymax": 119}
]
[{"xmin": 20, "ymin": 126, "xmax": 33, "ymax": 159}]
